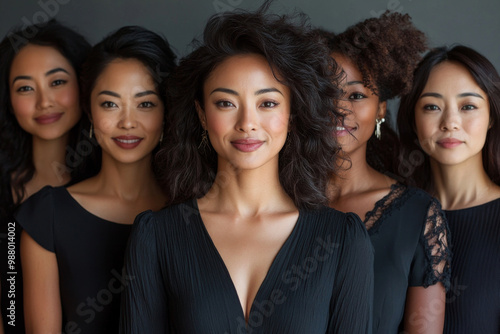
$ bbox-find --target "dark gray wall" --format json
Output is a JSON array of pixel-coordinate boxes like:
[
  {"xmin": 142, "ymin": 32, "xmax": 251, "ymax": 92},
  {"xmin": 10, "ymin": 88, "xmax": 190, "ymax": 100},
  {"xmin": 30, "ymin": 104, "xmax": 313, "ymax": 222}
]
[{"xmin": 1, "ymin": 0, "xmax": 499, "ymax": 70}]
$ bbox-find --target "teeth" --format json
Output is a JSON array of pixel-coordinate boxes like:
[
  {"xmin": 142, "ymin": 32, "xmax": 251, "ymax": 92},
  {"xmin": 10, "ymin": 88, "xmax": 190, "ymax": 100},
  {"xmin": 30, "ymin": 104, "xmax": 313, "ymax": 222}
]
[
  {"xmin": 336, "ymin": 127, "xmax": 346, "ymax": 131},
  {"xmin": 116, "ymin": 138, "xmax": 140, "ymax": 144}
]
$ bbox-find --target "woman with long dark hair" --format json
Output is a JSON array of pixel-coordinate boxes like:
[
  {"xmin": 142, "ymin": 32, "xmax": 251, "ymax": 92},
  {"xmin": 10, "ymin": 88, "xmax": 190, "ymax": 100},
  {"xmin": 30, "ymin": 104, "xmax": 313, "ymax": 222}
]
[
  {"xmin": 398, "ymin": 45, "xmax": 500, "ymax": 333},
  {"xmin": 15, "ymin": 26, "xmax": 176, "ymax": 333},
  {"xmin": 323, "ymin": 12, "xmax": 451, "ymax": 333},
  {"xmin": 120, "ymin": 4, "xmax": 374, "ymax": 333},
  {"xmin": 0, "ymin": 20, "xmax": 92, "ymax": 334}
]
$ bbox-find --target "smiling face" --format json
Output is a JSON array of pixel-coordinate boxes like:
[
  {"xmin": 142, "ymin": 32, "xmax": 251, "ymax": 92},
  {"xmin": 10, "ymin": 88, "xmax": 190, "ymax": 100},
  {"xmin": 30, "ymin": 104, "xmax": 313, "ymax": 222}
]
[
  {"xmin": 197, "ymin": 53, "xmax": 291, "ymax": 171},
  {"xmin": 332, "ymin": 53, "xmax": 387, "ymax": 155},
  {"xmin": 414, "ymin": 61, "xmax": 490, "ymax": 167},
  {"xmin": 9, "ymin": 44, "xmax": 81, "ymax": 141},
  {"xmin": 90, "ymin": 58, "xmax": 164, "ymax": 165}
]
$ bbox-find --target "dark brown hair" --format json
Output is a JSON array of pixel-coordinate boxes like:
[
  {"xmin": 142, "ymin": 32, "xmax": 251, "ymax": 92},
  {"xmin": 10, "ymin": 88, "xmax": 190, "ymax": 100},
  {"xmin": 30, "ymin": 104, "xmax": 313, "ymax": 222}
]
[
  {"xmin": 398, "ymin": 45, "xmax": 500, "ymax": 190},
  {"xmin": 157, "ymin": 3, "xmax": 343, "ymax": 209}
]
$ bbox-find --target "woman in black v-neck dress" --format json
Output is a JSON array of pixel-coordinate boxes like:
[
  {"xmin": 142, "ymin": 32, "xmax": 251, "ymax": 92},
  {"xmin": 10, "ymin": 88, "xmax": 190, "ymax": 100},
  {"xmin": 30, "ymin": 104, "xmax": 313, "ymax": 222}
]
[{"xmin": 120, "ymin": 6, "xmax": 374, "ymax": 334}]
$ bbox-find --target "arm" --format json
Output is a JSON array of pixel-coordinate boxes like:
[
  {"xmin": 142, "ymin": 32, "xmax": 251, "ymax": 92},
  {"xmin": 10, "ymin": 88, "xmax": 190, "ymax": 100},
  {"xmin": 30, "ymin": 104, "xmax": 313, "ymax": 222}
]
[
  {"xmin": 404, "ymin": 198, "xmax": 451, "ymax": 333},
  {"xmin": 119, "ymin": 212, "xmax": 168, "ymax": 334},
  {"xmin": 328, "ymin": 213, "xmax": 374, "ymax": 334},
  {"xmin": 21, "ymin": 231, "xmax": 61, "ymax": 334},
  {"xmin": 403, "ymin": 284, "xmax": 445, "ymax": 333}
]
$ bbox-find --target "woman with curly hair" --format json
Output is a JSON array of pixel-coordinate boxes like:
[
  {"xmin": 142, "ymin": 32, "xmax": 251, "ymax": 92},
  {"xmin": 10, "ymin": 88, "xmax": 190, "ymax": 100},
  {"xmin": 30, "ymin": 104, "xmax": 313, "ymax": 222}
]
[
  {"xmin": 323, "ymin": 11, "xmax": 451, "ymax": 333},
  {"xmin": 0, "ymin": 19, "xmax": 94, "ymax": 334},
  {"xmin": 15, "ymin": 26, "xmax": 176, "ymax": 333},
  {"xmin": 398, "ymin": 45, "xmax": 500, "ymax": 334},
  {"xmin": 120, "ymin": 4, "xmax": 374, "ymax": 333}
]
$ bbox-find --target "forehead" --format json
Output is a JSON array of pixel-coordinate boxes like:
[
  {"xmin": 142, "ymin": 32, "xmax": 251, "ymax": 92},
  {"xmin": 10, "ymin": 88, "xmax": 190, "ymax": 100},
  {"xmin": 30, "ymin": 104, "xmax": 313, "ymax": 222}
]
[
  {"xmin": 10, "ymin": 44, "xmax": 73, "ymax": 78},
  {"xmin": 425, "ymin": 61, "xmax": 479, "ymax": 89},
  {"xmin": 204, "ymin": 54, "xmax": 287, "ymax": 89},
  {"xmin": 93, "ymin": 58, "xmax": 156, "ymax": 91}
]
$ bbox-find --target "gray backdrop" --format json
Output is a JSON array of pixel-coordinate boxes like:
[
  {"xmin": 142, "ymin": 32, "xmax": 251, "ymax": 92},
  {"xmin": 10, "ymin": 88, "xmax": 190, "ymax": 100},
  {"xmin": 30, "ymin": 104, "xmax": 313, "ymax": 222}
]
[{"xmin": 1, "ymin": 0, "xmax": 499, "ymax": 70}]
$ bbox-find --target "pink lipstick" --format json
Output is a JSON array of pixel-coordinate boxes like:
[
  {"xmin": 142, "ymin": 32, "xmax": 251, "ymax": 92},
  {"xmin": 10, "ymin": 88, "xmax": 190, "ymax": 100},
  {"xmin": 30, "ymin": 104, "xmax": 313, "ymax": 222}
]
[
  {"xmin": 34, "ymin": 113, "xmax": 63, "ymax": 124},
  {"xmin": 113, "ymin": 135, "xmax": 143, "ymax": 149},
  {"xmin": 231, "ymin": 138, "xmax": 264, "ymax": 152},
  {"xmin": 437, "ymin": 138, "xmax": 463, "ymax": 149}
]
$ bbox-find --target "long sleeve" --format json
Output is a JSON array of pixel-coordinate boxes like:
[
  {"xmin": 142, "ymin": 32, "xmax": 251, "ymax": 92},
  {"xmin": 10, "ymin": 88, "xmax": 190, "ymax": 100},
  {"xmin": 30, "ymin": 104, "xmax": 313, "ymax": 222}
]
[
  {"xmin": 119, "ymin": 211, "xmax": 168, "ymax": 334},
  {"xmin": 328, "ymin": 213, "xmax": 374, "ymax": 334}
]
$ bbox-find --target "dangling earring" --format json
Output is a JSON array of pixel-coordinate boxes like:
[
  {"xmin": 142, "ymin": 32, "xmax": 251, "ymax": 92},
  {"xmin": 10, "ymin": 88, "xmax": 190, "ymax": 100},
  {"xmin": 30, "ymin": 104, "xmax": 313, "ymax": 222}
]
[
  {"xmin": 375, "ymin": 118, "xmax": 385, "ymax": 140},
  {"xmin": 159, "ymin": 131, "xmax": 164, "ymax": 144},
  {"xmin": 89, "ymin": 124, "xmax": 93, "ymax": 139},
  {"xmin": 198, "ymin": 129, "xmax": 208, "ymax": 149}
]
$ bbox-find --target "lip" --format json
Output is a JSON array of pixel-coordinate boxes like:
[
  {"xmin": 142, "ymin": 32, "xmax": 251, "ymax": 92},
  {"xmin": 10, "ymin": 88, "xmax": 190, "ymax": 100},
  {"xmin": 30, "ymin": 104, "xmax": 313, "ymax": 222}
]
[
  {"xmin": 112, "ymin": 135, "xmax": 143, "ymax": 149},
  {"xmin": 334, "ymin": 126, "xmax": 356, "ymax": 137},
  {"xmin": 231, "ymin": 138, "xmax": 264, "ymax": 152},
  {"xmin": 34, "ymin": 112, "xmax": 63, "ymax": 125},
  {"xmin": 437, "ymin": 138, "xmax": 464, "ymax": 149}
]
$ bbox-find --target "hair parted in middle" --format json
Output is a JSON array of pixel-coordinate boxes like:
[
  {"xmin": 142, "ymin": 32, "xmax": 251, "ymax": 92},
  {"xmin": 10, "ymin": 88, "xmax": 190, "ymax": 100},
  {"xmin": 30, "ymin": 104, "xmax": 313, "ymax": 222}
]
[
  {"xmin": 157, "ymin": 2, "xmax": 343, "ymax": 210},
  {"xmin": 320, "ymin": 11, "xmax": 427, "ymax": 178}
]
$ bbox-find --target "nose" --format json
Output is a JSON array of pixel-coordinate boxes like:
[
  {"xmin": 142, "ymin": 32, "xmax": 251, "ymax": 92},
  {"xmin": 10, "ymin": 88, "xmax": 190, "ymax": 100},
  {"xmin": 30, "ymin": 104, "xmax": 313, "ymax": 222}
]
[
  {"xmin": 440, "ymin": 107, "xmax": 460, "ymax": 131},
  {"xmin": 118, "ymin": 106, "xmax": 137, "ymax": 129},
  {"xmin": 235, "ymin": 103, "xmax": 258, "ymax": 133},
  {"xmin": 36, "ymin": 87, "xmax": 54, "ymax": 110}
]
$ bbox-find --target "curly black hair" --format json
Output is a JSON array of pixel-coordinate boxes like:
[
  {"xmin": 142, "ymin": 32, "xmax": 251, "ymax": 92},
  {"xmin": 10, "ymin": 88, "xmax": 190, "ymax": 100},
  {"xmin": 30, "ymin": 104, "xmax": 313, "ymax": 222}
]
[
  {"xmin": 398, "ymin": 45, "xmax": 500, "ymax": 190},
  {"xmin": 157, "ymin": 2, "xmax": 343, "ymax": 210},
  {"xmin": 323, "ymin": 11, "xmax": 427, "ymax": 177},
  {"xmin": 0, "ymin": 19, "xmax": 92, "ymax": 217}
]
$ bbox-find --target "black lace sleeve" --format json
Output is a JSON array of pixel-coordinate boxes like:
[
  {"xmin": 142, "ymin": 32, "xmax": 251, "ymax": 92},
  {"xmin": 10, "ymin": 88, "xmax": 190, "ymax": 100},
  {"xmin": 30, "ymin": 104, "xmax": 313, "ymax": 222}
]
[{"xmin": 419, "ymin": 198, "xmax": 451, "ymax": 291}]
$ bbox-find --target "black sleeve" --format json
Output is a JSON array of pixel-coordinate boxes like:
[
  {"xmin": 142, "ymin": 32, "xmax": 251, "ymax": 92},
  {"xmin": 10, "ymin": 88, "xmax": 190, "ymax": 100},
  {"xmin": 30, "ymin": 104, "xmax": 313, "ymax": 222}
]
[
  {"xmin": 328, "ymin": 213, "xmax": 374, "ymax": 334},
  {"xmin": 14, "ymin": 186, "xmax": 55, "ymax": 252},
  {"xmin": 119, "ymin": 210, "xmax": 168, "ymax": 334}
]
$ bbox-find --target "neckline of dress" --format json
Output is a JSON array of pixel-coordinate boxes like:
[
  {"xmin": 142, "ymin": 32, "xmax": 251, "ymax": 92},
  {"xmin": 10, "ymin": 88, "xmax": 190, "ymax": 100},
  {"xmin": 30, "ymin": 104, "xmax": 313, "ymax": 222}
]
[{"xmin": 191, "ymin": 197, "xmax": 304, "ymax": 324}]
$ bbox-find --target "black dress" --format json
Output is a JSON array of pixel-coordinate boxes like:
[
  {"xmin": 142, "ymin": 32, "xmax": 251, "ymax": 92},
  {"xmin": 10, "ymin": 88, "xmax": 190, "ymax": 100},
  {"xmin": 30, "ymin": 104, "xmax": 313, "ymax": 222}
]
[
  {"xmin": 0, "ymin": 187, "xmax": 25, "ymax": 334},
  {"xmin": 14, "ymin": 186, "xmax": 132, "ymax": 333},
  {"xmin": 443, "ymin": 198, "xmax": 500, "ymax": 334},
  {"xmin": 120, "ymin": 199, "xmax": 374, "ymax": 334},
  {"xmin": 364, "ymin": 184, "xmax": 451, "ymax": 334}
]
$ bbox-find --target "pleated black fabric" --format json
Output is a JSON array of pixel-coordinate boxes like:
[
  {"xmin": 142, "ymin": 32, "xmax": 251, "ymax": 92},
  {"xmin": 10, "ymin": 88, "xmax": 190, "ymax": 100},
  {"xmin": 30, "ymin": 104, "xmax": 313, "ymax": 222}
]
[
  {"xmin": 120, "ymin": 199, "xmax": 374, "ymax": 334},
  {"xmin": 443, "ymin": 198, "xmax": 500, "ymax": 334},
  {"xmin": 15, "ymin": 186, "xmax": 132, "ymax": 333}
]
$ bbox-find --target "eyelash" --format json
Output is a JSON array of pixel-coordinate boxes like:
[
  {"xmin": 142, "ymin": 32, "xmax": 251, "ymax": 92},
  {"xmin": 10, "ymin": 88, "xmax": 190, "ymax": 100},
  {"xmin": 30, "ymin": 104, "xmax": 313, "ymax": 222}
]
[
  {"xmin": 423, "ymin": 104, "xmax": 478, "ymax": 111},
  {"xmin": 51, "ymin": 79, "xmax": 67, "ymax": 86},
  {"xmin": 17, "ymin": 86, "xmax": 33, "ymax": 92},
  {"xmin": 139, "ymin": 101, "xmax": 156, "ymax": 108},
  {"xmin": 101, "ymin": 101, "xmax": 118, "ymax": 108},
  {"xmin": 214, "ymin": 100, "xmax": 279, "ymax": 108},
  {"xmin": 348, "ymin": 92, "xmax": 366, "ymax": 100}
]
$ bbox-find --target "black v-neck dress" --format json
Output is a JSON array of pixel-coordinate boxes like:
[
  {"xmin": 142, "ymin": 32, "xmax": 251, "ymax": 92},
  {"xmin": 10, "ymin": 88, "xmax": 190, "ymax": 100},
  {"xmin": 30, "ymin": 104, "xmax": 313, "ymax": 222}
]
[{"xmin": 120, "ymin": 199, "xmax": 374, "ymax": 334}]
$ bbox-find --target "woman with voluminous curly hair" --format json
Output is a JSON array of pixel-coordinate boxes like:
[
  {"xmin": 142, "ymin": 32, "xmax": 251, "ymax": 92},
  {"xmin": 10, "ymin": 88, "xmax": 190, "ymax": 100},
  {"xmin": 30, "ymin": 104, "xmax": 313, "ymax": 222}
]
[
  {"xmin": 321, "ymin": 11, "xmax": 451, "ymax": 334},
  {"xmin": 120, "ymin": 3, "xmax": 374, "ymax": 333}
]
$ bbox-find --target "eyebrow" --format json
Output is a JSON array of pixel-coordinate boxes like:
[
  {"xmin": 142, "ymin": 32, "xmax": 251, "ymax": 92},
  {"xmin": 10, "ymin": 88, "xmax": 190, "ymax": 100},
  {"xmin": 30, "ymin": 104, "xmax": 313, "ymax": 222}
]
[
  {"xmin": 420, "ymin": 92, "xmax": 485, "ymax": 100},
  {"xmin": 97, "ymin": 90, "xmax": 158, "ymax": 98},
  {"xmin": 12, "ymin": 67, "xmax": 70, "ymax": 85},
  {"xmin": 209, "ymin": 87, "xmax": 284, "ymax": 96}
]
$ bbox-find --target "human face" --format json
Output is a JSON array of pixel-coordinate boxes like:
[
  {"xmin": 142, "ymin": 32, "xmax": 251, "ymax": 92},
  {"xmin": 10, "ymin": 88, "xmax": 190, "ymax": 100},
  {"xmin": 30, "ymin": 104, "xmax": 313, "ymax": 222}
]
[
  {"xmin": 198, "ymin": 54, "xmax": 291, "ymax": 171},
  {"xmin": 9, "ymin": 44, "xmax": 81, "ymax": 141},
  {"xmin": 414, "ymin": 61, "xmax": 490, "ymax": 167},
  {"xmin": 332, "ymin": 53, "xmax": 386, "ymax": 154},
  {"xmin": 91, "ymin": 58, "xmax": 164, "ymax": 165}
]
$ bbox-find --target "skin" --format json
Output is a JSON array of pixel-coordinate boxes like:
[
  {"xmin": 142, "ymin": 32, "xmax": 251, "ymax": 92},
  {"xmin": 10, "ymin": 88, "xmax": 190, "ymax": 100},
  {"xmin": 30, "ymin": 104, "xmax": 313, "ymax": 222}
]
[
  {"xmin": 415, "ymin": 61, "xmax": 500, "ymax": 210},
  {"xmin": 9, "ymin": 44, "xmax": 81, "ymax": 200},
  {"xmin": 195, "ymin": 54, "xmax": 298, "ymax": 321},
  {"xmin": 329, "ymin": 53, "xmax": 446, "ymax": 333},
  {"xmin": 21, "ymin": 58, "xmax": 167, "ymax": 334}
]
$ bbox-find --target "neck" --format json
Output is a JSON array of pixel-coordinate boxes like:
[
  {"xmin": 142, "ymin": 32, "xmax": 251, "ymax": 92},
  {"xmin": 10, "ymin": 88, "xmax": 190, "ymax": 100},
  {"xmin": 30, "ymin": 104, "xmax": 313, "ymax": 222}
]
[
  {"xmin": 31, "ymin": 134, "xmax": 72, "ymax": 185},
  {"xmin": 93, "ymin": 153, "xmax": 160, "ymax": 201},
  {"xmin": 431, "ymin": 153, "xmax": 497, "ymax": 210},
  {"xmin": 204, "ymin": 157, "xmax": 294, "ymax": 216},
  {"xmin": 330, "ymin": 144, "xmax": 388, "ymax": 198}
]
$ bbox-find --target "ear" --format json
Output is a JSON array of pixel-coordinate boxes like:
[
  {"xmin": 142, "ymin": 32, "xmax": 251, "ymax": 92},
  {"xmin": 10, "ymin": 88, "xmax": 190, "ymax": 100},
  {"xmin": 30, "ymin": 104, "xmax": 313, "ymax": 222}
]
[
  {"xmin": 195, "ymin": 100, "xmax": 206, "ymax": 129},
  {"xmin": 377, "ymin": 101, "xmax": 387, "ymax": 119}
]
